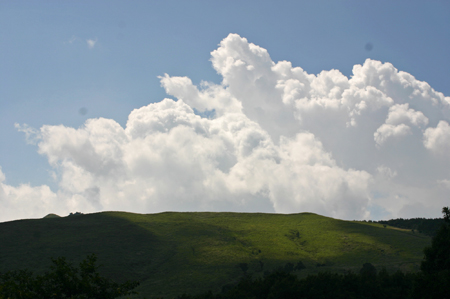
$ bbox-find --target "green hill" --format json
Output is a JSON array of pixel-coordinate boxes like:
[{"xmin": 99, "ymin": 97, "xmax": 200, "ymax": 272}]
[
  {"xmin": 0, "ymin": 212, "xmax": 431, "ymax": 298},
  {"xmin": 43, "ymin": 213, "xmax": 61, "ymax": 219}
]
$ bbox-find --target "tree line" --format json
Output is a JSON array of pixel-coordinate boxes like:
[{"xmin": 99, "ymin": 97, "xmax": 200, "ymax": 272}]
[
  {"xmin": 374, "ymin": 218, "xmax": 444, "ymax": 236},
  {"xmin": 0, "ymin": 254, "xmax": 138, "ymax": 299}
]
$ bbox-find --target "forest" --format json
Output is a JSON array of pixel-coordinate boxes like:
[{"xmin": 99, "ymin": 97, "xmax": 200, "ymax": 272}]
[{"xmin": 373, "ymin": 218, "xmax": 444, "ymax": 237}]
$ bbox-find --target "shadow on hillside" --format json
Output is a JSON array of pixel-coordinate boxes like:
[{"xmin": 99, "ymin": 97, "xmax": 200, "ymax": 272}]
[
  {"xmin": 327, "ymin": 219, "xmax": 430, "ymax": 270},
  {"xmin": 0, "ymin": 212, "xmax": 175, "ymax": 285}
]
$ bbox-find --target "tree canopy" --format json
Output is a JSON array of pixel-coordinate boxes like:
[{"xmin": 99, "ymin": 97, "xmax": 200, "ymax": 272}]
[{"xmin": 0, "ymin": 254, "xmax": 139, "ymax": 299}]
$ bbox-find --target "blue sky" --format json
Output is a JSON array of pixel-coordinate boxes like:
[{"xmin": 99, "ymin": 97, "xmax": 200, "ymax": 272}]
[{"xmin": 1, "ymin": 1, "xmax": 450, "ymax": 222}]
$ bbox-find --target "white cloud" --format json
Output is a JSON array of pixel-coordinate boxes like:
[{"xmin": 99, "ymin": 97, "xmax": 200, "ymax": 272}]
[
  {"xmin": 384, "ymin": 104, "xmax": 429, "ymax": 127},
  {"xmin": 374, "ymin": 123, "xmax": 411, "ymax": 146},
  {"xmin": 373, "ymin": 103, "xmax": 430, "ymax": 147},
  {"xmin": 86, "ymin": 38, "xmax": 98, "ymax": 49},
  {"xmin": 0, "ymin": 167, "xmax": 61, "ymax": 221},
  {"xmin": 2, "ymin": 33, "xmax": 450, "ymax": 222},
  {"xmin": 376, "ymin": 165, "xmax": 397, "ymax": 180},
  {"xmin": 424, "ymin": 120, "xmax": 450, "ymax": 156},
  {"xmin": 64, "ymin": 36, "xmax": 98, "ymax": 50},
  {"xmin": 159, "ymin": 74, "xmax": 242, "ymax": 115},
  {"xmin": 14, "ymin": 123, "xmax": 40, "ymax": 145},
  {"xmin": 67, "ymin": 35, "xmax": 78, "ymax": 44},
  {"xmin": 373, "ymin": 104, "xmax": 429, "ymax": 146}
]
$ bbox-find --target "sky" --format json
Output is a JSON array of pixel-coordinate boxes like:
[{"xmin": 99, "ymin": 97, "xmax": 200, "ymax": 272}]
[{"xmin": 1, "ymin": 1, "xmax": 450, "ymax": 222}]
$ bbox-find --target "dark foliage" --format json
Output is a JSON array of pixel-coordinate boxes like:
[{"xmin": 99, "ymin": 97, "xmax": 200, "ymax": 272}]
[
  {"xmin": 0, "ymin": 254, "xmax": 139, "ymax": 299},
  {"xmin": 176, "ymin": 267, "xmax": 417, "ymax": 299},
  {"xmin": 294, "ymin": 261, "xmax": 306, "ymax": 271},
  {"xmin": 421, "ymin": 208, "xmax": 450, "ymax": 274},
  {"xmin": 359, "ymin": 262, "xmax": 377, "ymax": 279},
  {"xmin": 238, "ymin": 263, "xmax": 248, "ymax": 275},
  {"xmin": 413, "ymin": 207, "xmax": 450, "ymax": 299},
  {"xmin": 376, "ymin": 218, "xmax": 444, "ymax": 236}
]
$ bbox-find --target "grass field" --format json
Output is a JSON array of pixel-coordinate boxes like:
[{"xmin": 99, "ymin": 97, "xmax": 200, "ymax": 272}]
[{"xmin": 0, "ymin": 212, "xmax": 431, "ymax": 298}]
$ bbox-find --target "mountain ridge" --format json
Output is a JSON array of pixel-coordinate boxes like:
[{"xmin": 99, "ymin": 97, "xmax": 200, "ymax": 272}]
[{"xmin": 0, "ymin": 211, "xmax": 431, "ymax": 298}]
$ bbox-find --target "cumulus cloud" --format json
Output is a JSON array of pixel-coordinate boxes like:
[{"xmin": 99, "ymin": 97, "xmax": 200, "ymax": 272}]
[
  {"xmin": 384, "ymin": 104, "xmax": 429, "ymax": 127},
  {"xmin": 424, "ymin": 120, "xmax": 450, "ymax": 156},
  {"xmin": 14, "ymin": 123, "xmax": 40, "ymax": 145},
  {"xmin": 374, "ymin": 124, "xmax": 411, "ymax": 146},
  {"xmin": 2, "ymin": 33, "xmax": 450, "ymax": 222},
  {"xmin": 0, "ymin": 167, "xmax": 62, "ymax": 221},
  {"xmin": 374, "ymin": 104, "xmax": 428, "ymax": 146}
]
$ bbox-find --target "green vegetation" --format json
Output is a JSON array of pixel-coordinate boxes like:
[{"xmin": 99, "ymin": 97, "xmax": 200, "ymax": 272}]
[
  {"xmin": 177, "ymin": 266, "xmax": 418, "ymax": 299},
  {"xmin": 177, "ymin": 207, "xmax": 450, "ymax": 299},
  {"xmin": 43, "ymin": 213, "xmax": 61, "ymax": 219},
  {"xmin": 413, "ymin": 207, "xmax": 450, "ymax": 299},
  {"xmin": 0, "ymin": 212, "xmax": 431, "ymax": 298},
  {"xmin": 0, "ymin": 254, "xmax": 138, "ymax": 298},
  {"xmin": 374, "ymin": 218, "xmax": 444, "ymax": 236}
]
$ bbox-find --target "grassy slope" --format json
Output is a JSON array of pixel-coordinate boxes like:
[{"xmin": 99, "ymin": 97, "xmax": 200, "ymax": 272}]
[{"xmin": 0, "ymin": 212, "xmax": 430, "ymax": 298}]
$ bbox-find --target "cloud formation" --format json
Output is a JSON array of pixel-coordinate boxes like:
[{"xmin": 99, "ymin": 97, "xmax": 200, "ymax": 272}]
[{"xmin": 2, "ymin": 34, "xmax": 450, "ymax": 222}]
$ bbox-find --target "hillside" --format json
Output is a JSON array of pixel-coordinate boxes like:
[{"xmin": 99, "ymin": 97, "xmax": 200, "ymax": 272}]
[
  {"xmin": 374, "ymin": 218, "xmax": 444, "ymax": 236},
  {"xmin": 0, "ymin": 212, "xmax": 431, "ymax": 298},
  {"xmin": 43, "ymin": 213, "xmax": 61, "ymax": 219}
]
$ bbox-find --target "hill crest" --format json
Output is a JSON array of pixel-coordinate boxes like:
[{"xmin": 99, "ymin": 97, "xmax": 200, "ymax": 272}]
[{"xmin": 0, "ymin": 211, "xmax": 431, "ymax": 297}]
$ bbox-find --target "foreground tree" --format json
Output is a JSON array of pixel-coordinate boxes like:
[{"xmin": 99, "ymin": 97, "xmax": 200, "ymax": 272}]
[
  {"xmin": 0, "ymin": 254, "xmax": 139, "ymax": 299},
  {"xmin": 414, "ymin": 207, "xmax": 450, "ymax": 299}
]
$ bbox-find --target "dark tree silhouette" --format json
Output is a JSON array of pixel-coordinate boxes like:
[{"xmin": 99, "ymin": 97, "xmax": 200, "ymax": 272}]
[
  {"xmin": 414, "ymin": 207, "xmax": 450, "ymax": 299},
  {"xmin": 0, "ymin": 254, "xmax": 139, "ymax": 299},
  {"xmin": 421, "ymin": 207, "xmax": 450, "ymax": 273},
  {"xmin": 238, "ymin": 263, "xmax": 248, "ymax": 275},
  {"xmin": 360, "ymin": 262, "xmax": 377, "ymax": 279}
]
